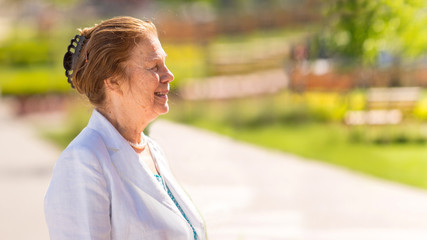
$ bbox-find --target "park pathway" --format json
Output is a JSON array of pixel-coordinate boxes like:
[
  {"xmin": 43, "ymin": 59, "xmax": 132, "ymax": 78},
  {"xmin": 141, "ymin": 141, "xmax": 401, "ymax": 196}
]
[
  {"xmin": 2, "ymin": 99, "xmax": 427, "ymax": 239},
  {"xmin": 149, "ymin": 120, "xmax": 427, "ymax": 240},
  {"xmin": 0, "ymin": 100, "xmax": 58, "ymax": 240}
]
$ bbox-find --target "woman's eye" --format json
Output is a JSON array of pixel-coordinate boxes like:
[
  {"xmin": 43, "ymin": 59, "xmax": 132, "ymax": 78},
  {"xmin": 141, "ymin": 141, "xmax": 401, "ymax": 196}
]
[{"xmin": 150, "ymin": 65, "xmax": 158, "ymax": 71}]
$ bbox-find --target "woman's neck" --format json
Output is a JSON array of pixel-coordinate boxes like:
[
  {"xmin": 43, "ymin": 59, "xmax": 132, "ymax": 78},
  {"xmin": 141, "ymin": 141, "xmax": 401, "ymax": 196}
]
[{"xmin": 96, "ymin": 107, "xmax": 148, "ymax": 145}]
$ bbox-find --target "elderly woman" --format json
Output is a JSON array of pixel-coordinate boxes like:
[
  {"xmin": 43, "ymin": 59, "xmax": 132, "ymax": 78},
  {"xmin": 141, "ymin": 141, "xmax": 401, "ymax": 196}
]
[{"xmin": 44, "ymin": 17, "xmax": 206, "ymax": 240}]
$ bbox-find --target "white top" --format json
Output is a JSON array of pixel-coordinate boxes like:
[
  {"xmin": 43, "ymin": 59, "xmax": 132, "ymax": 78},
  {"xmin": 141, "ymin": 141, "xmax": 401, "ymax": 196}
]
[{"xmin": 44, "ymin": 109, "xmax": 206, "ymax": 240}]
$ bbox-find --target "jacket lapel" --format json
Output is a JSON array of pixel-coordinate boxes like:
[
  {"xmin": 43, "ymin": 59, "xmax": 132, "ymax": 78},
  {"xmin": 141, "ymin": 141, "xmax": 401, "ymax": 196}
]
[
  {"xmin": 86, "ymin": 109, "xmax": 184, "ymax": 219},
  {"xmin": 148, "ymin": 139, "xmax": 206, "ymax": 239}
]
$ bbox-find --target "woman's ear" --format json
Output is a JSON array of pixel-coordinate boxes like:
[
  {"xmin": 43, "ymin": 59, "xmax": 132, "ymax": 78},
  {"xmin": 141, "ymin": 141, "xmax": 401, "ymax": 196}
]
[{"xmin": 104, "ymin": 77, "xmax": 123, "ymax": 95}]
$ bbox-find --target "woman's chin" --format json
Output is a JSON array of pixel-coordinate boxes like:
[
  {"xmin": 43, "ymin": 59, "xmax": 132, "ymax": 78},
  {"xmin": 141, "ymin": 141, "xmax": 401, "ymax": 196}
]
[{"xmin": 155, "ymin": 104, "xmax": 169, "ymax": 116}]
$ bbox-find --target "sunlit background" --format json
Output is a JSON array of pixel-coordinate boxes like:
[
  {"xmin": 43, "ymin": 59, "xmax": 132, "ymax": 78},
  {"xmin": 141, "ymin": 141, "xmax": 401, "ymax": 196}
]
[{"xmin": 2, "ymin": 0, "xmax": 427, "ymax": 239}]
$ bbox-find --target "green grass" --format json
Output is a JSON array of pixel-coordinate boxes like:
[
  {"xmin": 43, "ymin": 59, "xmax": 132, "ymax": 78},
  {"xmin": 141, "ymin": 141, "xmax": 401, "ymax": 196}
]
[{"xmin": 182, "ymin": 119, "xmax": 427, "ymax": 189}]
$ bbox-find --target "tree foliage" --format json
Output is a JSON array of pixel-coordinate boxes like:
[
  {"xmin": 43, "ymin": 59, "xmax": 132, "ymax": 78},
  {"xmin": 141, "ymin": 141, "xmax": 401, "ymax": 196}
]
[{"xmin": 322, "ymin": 0, "xmax": 427, "ymax": 63}]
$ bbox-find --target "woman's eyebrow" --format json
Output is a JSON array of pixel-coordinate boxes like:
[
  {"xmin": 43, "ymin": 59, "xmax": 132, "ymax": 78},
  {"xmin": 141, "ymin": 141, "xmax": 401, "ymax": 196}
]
[{"xmin": 145, "ymin": 54, "xmax": 167, "ymax": 63}]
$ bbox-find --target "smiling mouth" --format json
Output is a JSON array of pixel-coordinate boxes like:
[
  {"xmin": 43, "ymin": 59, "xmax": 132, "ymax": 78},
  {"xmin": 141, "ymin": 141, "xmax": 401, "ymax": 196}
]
[{"xmin": 155, "ymin": 91, "xmax": 168, "ymax": 97}]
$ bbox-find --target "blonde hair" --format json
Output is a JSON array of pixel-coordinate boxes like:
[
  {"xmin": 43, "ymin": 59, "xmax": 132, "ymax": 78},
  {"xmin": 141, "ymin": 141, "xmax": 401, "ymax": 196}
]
[{"xmin": 70, "ymin": 16, "xmax": 157, "ymax": 106}]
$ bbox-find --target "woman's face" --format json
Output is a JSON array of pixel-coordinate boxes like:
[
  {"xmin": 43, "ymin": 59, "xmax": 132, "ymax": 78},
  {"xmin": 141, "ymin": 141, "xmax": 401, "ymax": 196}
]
[{"xmin": 121, "ymin": 35, "xmax": 174, "ymax": 121}]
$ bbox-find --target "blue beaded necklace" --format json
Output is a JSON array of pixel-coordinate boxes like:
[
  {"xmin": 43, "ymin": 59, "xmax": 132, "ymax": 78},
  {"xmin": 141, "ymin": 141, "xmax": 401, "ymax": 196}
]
[{"xmin": 155, "ymin": 174, "xmax": 198, "ymax": 240}]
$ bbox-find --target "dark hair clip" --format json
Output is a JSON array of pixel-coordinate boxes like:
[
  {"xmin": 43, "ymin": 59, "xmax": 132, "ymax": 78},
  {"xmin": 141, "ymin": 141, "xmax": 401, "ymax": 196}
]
[{"xmin": 63, "ymin": 35, "xmax": 86, "ymax": 88}]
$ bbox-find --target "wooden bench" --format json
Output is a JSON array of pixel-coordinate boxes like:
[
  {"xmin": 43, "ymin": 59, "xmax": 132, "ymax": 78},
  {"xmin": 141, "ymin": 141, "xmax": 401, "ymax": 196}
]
[
  {"xmin": 367, "ymin": 87, "xmax": 421, "ymax": 111},
  {"xmin": 345, "ymin": 87, "xmax": 421, "ymax": 125}
]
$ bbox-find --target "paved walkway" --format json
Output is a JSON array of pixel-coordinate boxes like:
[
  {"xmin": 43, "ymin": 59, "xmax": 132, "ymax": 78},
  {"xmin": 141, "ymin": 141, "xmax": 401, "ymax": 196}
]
[
  {"xmin": 2, "ymin": 99, "xmax": 427, "ymax": 240},
  {"xmin": 149, "ymin": 120, "xmax": 427, "ymax": 240},
  {"xmin": 0, "ymin": 100, "xmax": 59, "ymax": 240}
]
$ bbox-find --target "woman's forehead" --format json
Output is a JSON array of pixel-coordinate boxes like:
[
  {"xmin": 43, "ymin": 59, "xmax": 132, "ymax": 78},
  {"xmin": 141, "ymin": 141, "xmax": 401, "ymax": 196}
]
[{"xmin": 134, "ymin": 37, "xmax": 166, "ymax": 62}]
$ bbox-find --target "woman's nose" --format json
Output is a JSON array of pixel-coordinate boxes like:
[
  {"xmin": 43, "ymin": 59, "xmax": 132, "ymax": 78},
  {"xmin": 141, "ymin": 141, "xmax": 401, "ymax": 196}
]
[{"xmin": 160, "ymin": 66, "xmax": 174, "ymax": 83}]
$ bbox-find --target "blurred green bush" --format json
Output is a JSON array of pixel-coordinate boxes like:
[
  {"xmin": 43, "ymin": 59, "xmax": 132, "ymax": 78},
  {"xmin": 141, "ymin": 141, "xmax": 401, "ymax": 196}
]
[
  {"xmin": 163, "ymin": 43, "xmax": 207, "ymax": 88},
  {"xmin": 0, "ymin": 66, "xmax": 69, "ymax": 95},
  {"xmin": 0, "ymin": 26, "xmax": 70, "ymax": 95},
  {"xmin": 348, "ymin": 124, "xmax": 427, "ymax": 145},
  {"xmin": 0, "ymin": 38, "xmax": 55, "ymax": 66},
  {"xmin": 167, "ymin": 90, "xmax": 367, "ymax": 128}
]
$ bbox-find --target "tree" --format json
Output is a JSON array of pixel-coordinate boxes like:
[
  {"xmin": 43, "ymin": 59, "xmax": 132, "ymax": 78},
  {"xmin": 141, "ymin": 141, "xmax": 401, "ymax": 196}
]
[{"xmin": 322, "ymin": 0, "xmax": 427, "ymax": 64}]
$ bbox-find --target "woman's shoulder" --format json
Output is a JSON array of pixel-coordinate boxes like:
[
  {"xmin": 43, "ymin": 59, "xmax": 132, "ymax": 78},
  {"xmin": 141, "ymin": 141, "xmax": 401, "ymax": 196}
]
[
  {"xmin": 67, "ymin": 127, "xmax": 106, "ymax": 150},
  {"xmin": 58, "ymin": 127, "xmax": 109, "ymax": 167}
]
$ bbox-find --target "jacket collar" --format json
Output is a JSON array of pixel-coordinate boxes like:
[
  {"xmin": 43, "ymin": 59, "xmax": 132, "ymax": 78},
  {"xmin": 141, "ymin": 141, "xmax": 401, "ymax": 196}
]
[
  {"xmin": 86, "ymin": 109, "xmax": 188, "ymax": 222},
  {"xmin": 87, "ymin": 109, "xmax": 129, "ymax": 152}
]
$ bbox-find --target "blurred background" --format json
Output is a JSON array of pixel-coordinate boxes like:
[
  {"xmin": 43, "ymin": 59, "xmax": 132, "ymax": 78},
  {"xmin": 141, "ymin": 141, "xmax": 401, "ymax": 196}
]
[{"xmin": 2, "ymin": 0, "xmax": 427, "ymax": 239}]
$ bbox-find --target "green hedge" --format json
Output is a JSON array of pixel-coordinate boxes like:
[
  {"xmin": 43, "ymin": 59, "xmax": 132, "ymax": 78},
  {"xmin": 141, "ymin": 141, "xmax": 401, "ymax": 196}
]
[
  {"xmin": 0, "ymin": 38, "xmax": 55, "ymax": 66},
  {"xmin": 0, "ymin": 67, "xmax": 70, "ymax": 95}
]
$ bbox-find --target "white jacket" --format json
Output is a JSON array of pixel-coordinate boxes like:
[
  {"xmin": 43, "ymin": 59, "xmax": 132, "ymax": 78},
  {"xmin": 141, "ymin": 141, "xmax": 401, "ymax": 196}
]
[{"xmin": 44, "ymin": 109, "xmax": 206, "ymax": 240}]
